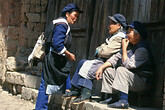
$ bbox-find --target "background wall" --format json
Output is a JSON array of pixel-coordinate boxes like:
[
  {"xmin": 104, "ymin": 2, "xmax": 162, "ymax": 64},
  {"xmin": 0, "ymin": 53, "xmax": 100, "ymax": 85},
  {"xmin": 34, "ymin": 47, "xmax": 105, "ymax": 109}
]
[{"xmin": 0, "ymin": 0, "xmax": 164, "ymax": 108}]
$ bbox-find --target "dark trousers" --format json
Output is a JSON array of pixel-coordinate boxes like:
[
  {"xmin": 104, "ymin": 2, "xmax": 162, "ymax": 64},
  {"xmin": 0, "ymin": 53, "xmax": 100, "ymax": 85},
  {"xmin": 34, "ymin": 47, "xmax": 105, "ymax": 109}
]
[
  {"xmin": 71, "ymin": 59, "xmax": 93, "ymax": 90},
  {"xmin": 35, "ymin": 73, "xmax": 71, "ymax": 110}
]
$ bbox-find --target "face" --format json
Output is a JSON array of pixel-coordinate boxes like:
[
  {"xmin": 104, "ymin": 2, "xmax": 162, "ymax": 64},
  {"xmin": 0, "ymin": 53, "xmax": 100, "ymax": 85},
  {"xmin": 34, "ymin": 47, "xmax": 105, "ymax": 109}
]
[
  {"xmin": 127, "ymin": 27, "xmax": 140, "ymax": 44},
  {"xmin": 108, "ymin": 20, "xmax": 121, "ymax": 34},
  {"xmin": 66, "ymin": 11, "xmax": 79, "ymax": 24}
]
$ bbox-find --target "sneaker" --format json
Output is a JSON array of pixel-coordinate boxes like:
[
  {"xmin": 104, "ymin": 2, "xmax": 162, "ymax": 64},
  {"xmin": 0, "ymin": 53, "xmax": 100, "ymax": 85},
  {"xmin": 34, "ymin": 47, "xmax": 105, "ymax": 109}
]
[{"xmin": 108, "ymin": 99, "xmax": 129, "ymax": 109}]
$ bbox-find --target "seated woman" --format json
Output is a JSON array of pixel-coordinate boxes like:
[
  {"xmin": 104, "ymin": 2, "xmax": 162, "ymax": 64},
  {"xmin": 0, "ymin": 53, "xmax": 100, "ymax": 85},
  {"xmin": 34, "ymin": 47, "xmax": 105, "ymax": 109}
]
[
  {"xmin": 96, "ymin": 21, "xmax": 154, "ymax": 109},
  {"xmin": 64, "ymin": 14, "xmax": 127, "ymax": 103}
]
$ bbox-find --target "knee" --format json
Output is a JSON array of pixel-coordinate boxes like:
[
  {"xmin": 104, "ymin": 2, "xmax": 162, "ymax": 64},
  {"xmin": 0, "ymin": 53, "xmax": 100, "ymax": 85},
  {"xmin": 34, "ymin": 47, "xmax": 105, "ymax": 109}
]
[
  {"xmin": 79, "ymin": 59, "xmax": 87, "ymax": 65},
  {"xmin": 103, "ymin": 67, "xmax": 115, "ymax": 78},
  {"xmin": 116, "ymin": 66, "xmax": 128, "ymax": 76}
]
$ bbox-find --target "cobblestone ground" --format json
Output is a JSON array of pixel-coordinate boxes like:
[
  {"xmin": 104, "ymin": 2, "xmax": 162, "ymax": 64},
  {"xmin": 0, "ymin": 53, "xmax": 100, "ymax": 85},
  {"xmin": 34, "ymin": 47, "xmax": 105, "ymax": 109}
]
[{"xmin": 0, "ymin": 86, "xmax": 35, "ymax": 110}]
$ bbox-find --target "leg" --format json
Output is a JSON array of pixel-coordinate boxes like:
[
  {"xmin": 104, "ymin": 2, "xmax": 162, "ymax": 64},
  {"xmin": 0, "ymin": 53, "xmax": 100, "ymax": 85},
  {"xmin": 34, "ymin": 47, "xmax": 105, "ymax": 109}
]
[
  {"xmin": 112, "ymin": 67, "xmax": 150, "ymax": 94},
  {"xmin": 98, "ymin": 67, "xmax": 119, "ymax": 104},
  {"xmin": 65, "ymin": 74, "xmax": 71, "ymax": 93},
  {"xmin": 101, "ymin": 67, "xmax": 117, "ymax": 93},
  {"xmin": 70, "ymin": 59, "xmax": 87, "ymax": 88},
  {"xmin": 109, "ymin": 67, "xmax": 150, "ymax": 109},
  {"xmin": 35, "ymin": 72, "xmax": 48, "ymax": 110},
  {"xmin": 63, "ymin": 59, "xmax": 87, "ymax": 97}
]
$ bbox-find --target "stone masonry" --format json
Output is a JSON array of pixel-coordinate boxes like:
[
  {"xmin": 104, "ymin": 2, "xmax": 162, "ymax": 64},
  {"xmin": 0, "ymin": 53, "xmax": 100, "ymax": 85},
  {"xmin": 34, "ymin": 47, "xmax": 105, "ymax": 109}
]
[{"xmin": 0, "ymin": 0, "xmax": 47, "ymax": 104}]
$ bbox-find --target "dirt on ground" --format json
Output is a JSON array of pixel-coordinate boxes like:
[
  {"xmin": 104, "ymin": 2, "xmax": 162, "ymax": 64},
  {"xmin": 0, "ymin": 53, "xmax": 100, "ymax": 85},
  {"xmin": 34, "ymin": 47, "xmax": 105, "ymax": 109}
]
[{"xmin": 0, "ymin": 86, "xmax": 35, "ymax": 110}]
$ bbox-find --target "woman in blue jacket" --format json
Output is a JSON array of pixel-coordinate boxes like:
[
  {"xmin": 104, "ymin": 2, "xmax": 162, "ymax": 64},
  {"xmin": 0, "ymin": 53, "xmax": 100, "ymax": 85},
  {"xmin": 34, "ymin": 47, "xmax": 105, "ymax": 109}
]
[{"xmin": 35, "ymin": 4, "xmax": 83, "ymax": 110}]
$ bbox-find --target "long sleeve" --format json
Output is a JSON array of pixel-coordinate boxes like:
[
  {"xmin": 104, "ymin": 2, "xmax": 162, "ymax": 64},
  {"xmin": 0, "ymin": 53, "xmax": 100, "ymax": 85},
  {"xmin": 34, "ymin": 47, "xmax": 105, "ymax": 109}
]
[
  {"xmin": 107, "ymin": 51, "xmax": 122, "ymax": 67},
  {"xmin": 52, "ymin": 24, "xmax": 68, "ymax": 54},
  {"xmin": 98, "ymin": 36, "xmax": 123, "ymax": 58},
  {"xmin": 122, "ymin": 47, "xmax": 149, "ymax": 69}
]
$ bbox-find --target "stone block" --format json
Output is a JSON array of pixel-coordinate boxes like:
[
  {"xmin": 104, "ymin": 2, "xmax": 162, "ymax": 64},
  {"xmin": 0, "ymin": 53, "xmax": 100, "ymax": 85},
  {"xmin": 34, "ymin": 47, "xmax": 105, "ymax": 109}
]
[
  {"xmin": 24, "ymin": 75, "xmax": 41, "ymax": 89},
  {"xmin": 6, "ymin": 57, "xmax": 28, "ymax": 72},
  {"xmin": 22, "ymin": 4, "xmax": 30, "ymax": 13},
  {"xmin": 30, "ymin": 5, "xmax": 36, "ymax": 13},
  {"xmin": 27, "ymin": 22, "xmax": 35, "ymax": 31},
  {"xmin": 6, "ymin": 38, "xmax": 19, "ymax": 56},
  {"xmin": 49, "ymin": 94, "xmax": 63, "ymax": 105},
  {"xmin": 84, "ymin": 102, "xmax": 95, "ymax": 110},
  {"xmin": 21, "ymin": 86, "xmax": 38, "ymax": 103},
  {"xmin": 41, "ymin": 13, "xmax": 46, "ymax": 23},
  {"xmin": 0, "ymin": 60, "xmax": 6, "ymax": 84},
  {"xmin": 21, "ymin": 12, "xmax": 28, "ymax": 22},
  {"xmin": 36, "ymin": 6, "xmax": 41, "ymax": 13},
  {"xmin": 22, "ymin": 0, "xmax": 30, "ymax": 4},
  {"xmin": 30, "ymin": 0, "xmax": 40, "ymax": 5},
  {"xmin": 41, "ymin": 0, "xmax": 48, "ymax": 6},
  {"xmin": 26, "ymin": 13, "xmax": 40, "ymax": 22},
  {"xmin": 8, "ymin": 26, "xmax": 19, "ymax": 39},
  {"xmin": 71, "ymin": 102, "xmax": 85, "ymax": 110},
  {"xmin": 5, "ymin": 71, "xmax": 26, "ymax": 85},
  {"xmin": 34, "ymin": 23, "xmax": 45, "ymax": 31},
  {"xmin": 41, "ymin": 6, "xmax": 47, "ymax": 12}
]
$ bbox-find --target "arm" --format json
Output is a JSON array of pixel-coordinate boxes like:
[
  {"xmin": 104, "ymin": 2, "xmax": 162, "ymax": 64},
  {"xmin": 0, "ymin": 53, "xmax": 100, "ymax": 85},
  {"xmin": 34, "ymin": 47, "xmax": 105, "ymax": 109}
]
[
  {"xmin": 52, "ymin": 24, "xmax": 67, "ymax": 54},
  {"xmin": 95, "ymin": 61, "xmax": 112, "ymax": 80},
  {"xmin": 97, "ymin": 37, "xmax": 123, "ymax": 58},
  {"xmin": 122, "ymin": 48, "xmax": 149, "ymax": 69},
  {"xmin": 122, "ymin": 39, "xmax": 129, "ymax": 62},
  {"xmin": 52, "ymin": 24, "xmax": 75, "ymax": 61}
]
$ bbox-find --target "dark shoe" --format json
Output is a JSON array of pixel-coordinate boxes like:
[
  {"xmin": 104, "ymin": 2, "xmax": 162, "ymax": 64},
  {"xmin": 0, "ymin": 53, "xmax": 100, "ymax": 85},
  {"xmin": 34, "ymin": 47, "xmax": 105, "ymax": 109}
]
[
  {"xmin": 63, "ymin": 90, "xmax": 80, "ymax": 97},
  {"xmin": 99, "ymin": 96, "xmax": 119, "ymax": 104},
  {"xmin": 108, "ymin": 99, "xmax": 129, "ymax": 109},
  {"xmin": 72, "ymin": 87, "xmax": 91, "ymax": 104},
  {"xmin": 99, "ymin": 97, "xmax": 112, "ymax": 104},
  {"xmin": 72, "ymin": 95, "xmax": 91, "ymax": 104}
]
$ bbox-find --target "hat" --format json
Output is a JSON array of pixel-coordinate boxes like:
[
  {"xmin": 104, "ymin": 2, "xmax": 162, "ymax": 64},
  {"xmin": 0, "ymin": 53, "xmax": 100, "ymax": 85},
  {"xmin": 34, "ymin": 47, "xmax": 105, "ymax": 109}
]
[
  {"xmin": 127, "ymin": 21, "xmax": 147, "ymax": 38},
  {"xmin": 61, "ymin": 4, "xmax": 83, "ymax": 16},
  {"xmin": 108, "ymin": 14, "xmax": 127, "ymax": 28}
]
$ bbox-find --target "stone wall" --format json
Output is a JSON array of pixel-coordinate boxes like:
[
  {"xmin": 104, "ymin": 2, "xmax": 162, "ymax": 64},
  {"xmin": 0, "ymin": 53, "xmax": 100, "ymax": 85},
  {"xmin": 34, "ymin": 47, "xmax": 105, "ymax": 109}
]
[{"xmin": 0, "ymin": 0, "xmax": 48, "ymax": 103}]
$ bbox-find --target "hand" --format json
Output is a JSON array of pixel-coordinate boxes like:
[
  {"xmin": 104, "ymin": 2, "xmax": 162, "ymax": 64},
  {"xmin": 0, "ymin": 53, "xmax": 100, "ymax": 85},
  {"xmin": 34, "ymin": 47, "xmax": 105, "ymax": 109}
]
[
  {"xmin": 95, "ymin": 66, "xmax": 103, "ymax": 80},
  {"xmin": 122, "ymin": 39, "xmax": 129, "ymax": 51},
  {"xmin": 64, "ymin": 51, "xmax": 76, "ymax": 61}
]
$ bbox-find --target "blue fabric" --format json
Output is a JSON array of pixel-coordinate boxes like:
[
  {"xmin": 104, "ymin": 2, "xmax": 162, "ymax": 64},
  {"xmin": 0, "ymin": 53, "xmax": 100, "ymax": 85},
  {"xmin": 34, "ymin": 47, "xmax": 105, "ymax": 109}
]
[
  {"xmin": 70, "ymin": 59, "xmax": 93, "ymax": 90},
  {"xmin": 66, "ymin": 74, "xmax": 71, "ymax": 89},
  {"xmin": 61, "ymin": 4, "xmax": 83, "ymax": 16},
  {"xmin": 78, "ymin": 77, "xmax": 93, "ymax": 90},
  {"xmin": 52, "ymin": 24, "xmax": 67, "ymax": 53},
  {"xmin": 35, "ymin": 72, "xmax": 48, "ymax": 110},
  {"xmin": 108, "ymin": 99, "xmax": 129, "ymax": 108},
  {"xmin": 127, "ymin": 21, "xmax": 147, "ymax": 39},
  {"xmin": 109, "ymin": 14, "xmax": 127, "ymax": 28},
  {"xmin": 120, "ymin": 91, "xmax": 128, "ymax": 101}
]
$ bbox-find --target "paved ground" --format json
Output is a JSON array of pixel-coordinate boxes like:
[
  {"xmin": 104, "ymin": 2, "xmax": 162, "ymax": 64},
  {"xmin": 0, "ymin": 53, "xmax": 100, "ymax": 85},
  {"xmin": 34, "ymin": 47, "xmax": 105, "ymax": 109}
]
[
  {"xmin": 0, "ymin": 86, "xmax": 162, "ymax": 110},
  {"xmin": 0, "ymin": 86, "xmax": 35, "ymax": 110}
]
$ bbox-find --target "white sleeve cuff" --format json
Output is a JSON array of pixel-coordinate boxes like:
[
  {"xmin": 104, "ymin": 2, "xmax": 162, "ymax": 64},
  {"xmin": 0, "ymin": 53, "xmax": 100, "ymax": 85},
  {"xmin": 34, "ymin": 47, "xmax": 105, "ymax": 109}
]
[{"xmin": 58, "ymin": 47, "xmax": 66, "ymax": 55}]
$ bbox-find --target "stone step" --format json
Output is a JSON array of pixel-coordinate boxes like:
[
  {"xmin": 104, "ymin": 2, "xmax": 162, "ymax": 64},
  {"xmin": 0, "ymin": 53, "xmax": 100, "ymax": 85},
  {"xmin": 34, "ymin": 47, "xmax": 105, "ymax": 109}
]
[
  {"xmin": 5, "ymin": 71, "xmax": 41, "ymax": 90},
  {"xmin": 48, "ymin": 94, "xmax": 161, "ymax": 110}
]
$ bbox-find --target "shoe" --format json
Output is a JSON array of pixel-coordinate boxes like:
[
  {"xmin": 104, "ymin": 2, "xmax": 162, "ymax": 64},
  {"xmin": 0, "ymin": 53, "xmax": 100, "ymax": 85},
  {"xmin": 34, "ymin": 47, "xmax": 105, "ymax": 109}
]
[
  {"xmin": 108, "ymin": 99, "xmax": 129, "ymax": 109},
  {"xmin": 99, "ymin": 97, "xmax": 112, "ymax": 104},
  {"xmin": 63, "ymin": 90, "xmax": 80, "ymax": 97},
  {"xmin": 72, "ymin": 87, "xmax": 91, "ymax": 104},
  {"xmin": 72, "ymin": 95, "xmax": 90, "ymax": 104},
  {"xmin": 99, "ymin": 97, "xmax": 119, "ymax": 104}
]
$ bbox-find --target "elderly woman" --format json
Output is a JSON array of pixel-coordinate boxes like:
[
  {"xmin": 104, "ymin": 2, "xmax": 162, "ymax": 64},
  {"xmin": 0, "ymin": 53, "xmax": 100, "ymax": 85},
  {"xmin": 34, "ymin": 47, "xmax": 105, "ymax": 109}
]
[
  {"xmin": 96, "ymin": 21, "xmax": 153, "ymax": 109},
  {"xmin": 64, "ymin": 14, "xmax": 127, "ymax": 103},
  {"xmin": 35, "ymin": 4, "xmax": 83, "ymax": 110}
]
